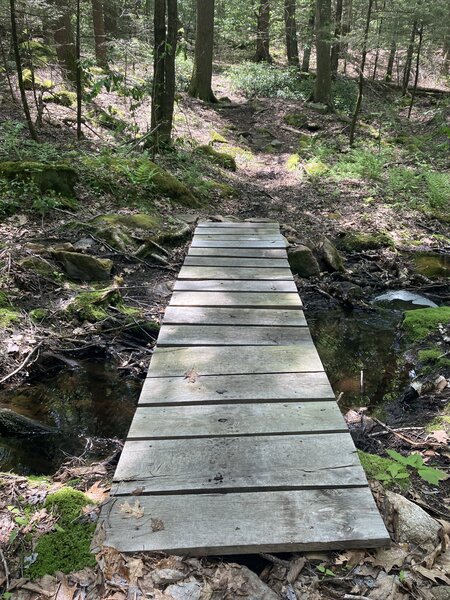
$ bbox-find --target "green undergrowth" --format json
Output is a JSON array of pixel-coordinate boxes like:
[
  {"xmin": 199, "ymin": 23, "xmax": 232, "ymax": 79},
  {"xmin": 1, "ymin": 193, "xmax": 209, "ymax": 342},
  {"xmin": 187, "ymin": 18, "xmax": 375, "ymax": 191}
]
[
  {"xmin": 27, "ymin": 488, "xmax": 95, "ymax": 578},
  {"xmin": 403, "ymin": 306, "xmax": 450, "ymax": 342},
  {"xmin": 358, "ymin": 450, "xmax": 410, "ymax": 489},
  {"xmin": 66, "ymin": 287, "xmax": 141, "ymax": 323}
]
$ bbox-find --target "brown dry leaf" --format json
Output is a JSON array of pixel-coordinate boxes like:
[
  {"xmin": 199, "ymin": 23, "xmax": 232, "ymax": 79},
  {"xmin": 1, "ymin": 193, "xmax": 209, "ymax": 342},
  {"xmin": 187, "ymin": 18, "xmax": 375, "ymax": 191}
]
[
  {"xmin": 54, "ymin": 577, "xmax": 77, "ymax": 600},
  {"xmin": 287, "ymin": 557, "xmax": 306, "ymax": 584},
  {"xmin": 97, "ymin": 547, "xmax": 127, "ymax": 581},
  {"xmin": 151, "ymin": 518, "xmax": 165, "ymax": 532},
  {"xmin": 86, "ymin": 481, "xmax": 110, "ymax": 504},
  {"xmin": 335, "ymin": 549, "xmax": 367, "ymax": 567},
  {"xmin": 413, "ymin": 564, "xmax": 450, "ymax": 585},
  {"xmin": 119, "ymin": 499, "xmax": 144, "ymax": 519},
  {"xmin": 429, "ymin": 430, "xmax": 450, "ymax": 444},
  {"xmin": 184, "ymin": 367, "xmax": 199, "ymax": 383},
  {"xmin": 127, "ymin": 557, "xmax": 145, "ymax": 584},
  {"xmin": 374, "ymin": 545, "xmax": 409, "ymax": 573}
]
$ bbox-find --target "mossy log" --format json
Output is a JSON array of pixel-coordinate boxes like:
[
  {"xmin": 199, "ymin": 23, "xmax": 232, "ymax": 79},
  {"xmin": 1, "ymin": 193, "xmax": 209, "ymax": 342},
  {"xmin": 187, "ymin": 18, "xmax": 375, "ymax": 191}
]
[
  {"xmin": 0, "ymin": 408, "xmax": 56, "ymax": 436},
  {"xmin": 0, "ymin": 161, "xmax": 77, "ymax": 197}
]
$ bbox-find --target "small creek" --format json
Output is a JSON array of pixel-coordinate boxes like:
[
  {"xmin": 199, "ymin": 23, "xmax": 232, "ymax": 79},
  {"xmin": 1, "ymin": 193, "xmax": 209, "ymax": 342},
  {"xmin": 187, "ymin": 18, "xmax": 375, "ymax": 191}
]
[{"xmin": 0, "ymin": 361, "xmax": 140, "ymax": 475}]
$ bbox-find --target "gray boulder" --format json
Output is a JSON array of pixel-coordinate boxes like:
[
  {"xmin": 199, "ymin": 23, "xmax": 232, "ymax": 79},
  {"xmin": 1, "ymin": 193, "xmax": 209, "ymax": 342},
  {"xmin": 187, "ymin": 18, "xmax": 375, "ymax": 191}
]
[
  {"xmin": 53, "ymin": 251, "xmax": 113, "ymax": 281},
  {"xmin": 288, "ymin": 245, "xmax": 321, "ymax": 277},
  {"xmin": 317, "ymin": 237, "xmax": 345, "ymax": 272}
]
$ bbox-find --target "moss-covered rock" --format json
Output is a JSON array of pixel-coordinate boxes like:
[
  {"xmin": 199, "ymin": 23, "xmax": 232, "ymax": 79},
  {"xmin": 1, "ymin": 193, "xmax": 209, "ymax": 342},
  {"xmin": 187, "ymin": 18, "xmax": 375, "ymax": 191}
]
[
  {"xmin": 19, "ymin": 256, "xmax": 60, "ymax": 278},
  {"xmin": 66, "ymin": 287, "xmax": 122, "ymax": 322},
  {"xmin": 0, "ymin": 308, "xmax": 20, "ymax": 328},
  {"xmin": 27, "ymin": 488, "xmax": 95, "ymax": 578},
  {"xmin": 403, "ymin": 307, "xmax": 450, "ymax": 342},
  {"xmin": 316, "ymin": 238, "xmax": 345, "ymax": 272},
  {"xmin": 29, "ymin": 308, "xmax": 48, "ymax": 321},
  {"xmin": 337, "ymin": 231, "xmax": 394, "ymax": 252},
  {"xmin": 22, "ymin": 68, "xmax": 53, "ymax": 91},
  {"xmin": 149, "ymin": 161, "xmax": 199, "ymax": 206},
  {"xmin": 288, "ymin": 245, "xmax": 321, "ymax": 277},
  {"xmin": 53, "ymin": 251, "xmax": 113, "ymax": 281},
  {"xmin": 194, "ymin": 145, "xmax": 237, "ymax": 171},
  {"xmin": 93, "ymin": 213, "xmax": 160, "ymax": 231},
  {"xmin": 43, "ymin": 90, "xmax": 77, "ymax": 107},
  {"xmin": 0, "ymin": 161, "xmax": 77, "ymax": 197},
  {"xmin": 283, "ymin": 113, "xmax": 307, "ymax": 128}
]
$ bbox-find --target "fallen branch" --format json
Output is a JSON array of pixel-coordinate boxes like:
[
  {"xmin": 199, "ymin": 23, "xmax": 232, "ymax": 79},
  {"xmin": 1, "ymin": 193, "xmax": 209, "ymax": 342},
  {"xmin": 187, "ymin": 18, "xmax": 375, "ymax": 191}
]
[
  {"xmin": 0, "ymin": 341, "xmax": 43, "ymax": 385},
  {"xmin": 89, "ymin": 234, "xmax": 176, "ymax": 272},
  {"xmin": 372, "ymin": 417, "xmax": 444, "ymax": 449}
]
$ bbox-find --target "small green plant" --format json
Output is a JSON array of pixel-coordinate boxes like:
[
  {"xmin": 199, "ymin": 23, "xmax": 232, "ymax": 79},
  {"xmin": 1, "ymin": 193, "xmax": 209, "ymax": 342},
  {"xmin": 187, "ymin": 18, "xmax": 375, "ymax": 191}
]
[
  {"xmin": 385, "ymin": 450, "xmax": 447, "ymax": 486},
  {"xmin": 332, "ymin": 148, "xmax": 390, "ymax": 181},
  {"xmin": 316, "ymin": 565, "xmax": 335, "ymax": 578}
]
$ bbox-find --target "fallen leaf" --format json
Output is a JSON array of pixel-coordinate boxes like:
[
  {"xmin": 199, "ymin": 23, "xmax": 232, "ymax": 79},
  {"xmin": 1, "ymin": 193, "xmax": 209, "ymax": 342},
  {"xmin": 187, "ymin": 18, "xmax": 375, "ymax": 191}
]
[
  {"xmin": 86, "ymin": 481, "xmax": 110, "ymax": 504},
  {"xmin": 151, "ymin": 518, "xmax": 165, "ymax": 532},
  {"xmin": 413, "ymin": 564, "xmax": 450, "ymax": 585},
  {"xmin": 429, "ymin": 430, "xmax": 450, "ymax": 444},
  {"xmin": 184, "ymin": 367, "xmax": 199, "ymax": 383},
  {"xmin": 119, "ymin": 499, "xmax": 144, "ymax": 519},
  {"xmin": 374, "ymin": 545, "xmax": 409, "ymax": 573},
  {"xmin": 127, "ymin": 557, "xmax": 145, "ymax": 583}
]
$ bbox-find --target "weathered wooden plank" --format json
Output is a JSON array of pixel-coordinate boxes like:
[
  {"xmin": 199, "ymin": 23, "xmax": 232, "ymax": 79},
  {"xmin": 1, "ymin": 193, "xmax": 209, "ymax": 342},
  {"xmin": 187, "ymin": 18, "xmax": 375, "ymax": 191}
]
[
  {"xmin": 158, "ymin": 325, "xmax": 311, "ymax": 346},
  {"xmin": 140, "ymin": 372, "xmax": 335, "ymax": 405},
  {"xmin": 173, "ymin": 280, "xmax": 298, "ymax": 292},
  {"xmin": 164, "ymin": 306, "xmax": 307, "ymax": 326},
  {"xmin": 194, "ymin": 234, "xmax": 283, "ymax": 241},
  {"xmin": 188, "ymin": 248, "xmax": 287, "ymax": 258},
  {"xmin": 195, "ymin": 228, "xmax": 280, "ymax": 236},
  {"xmin": 197, "ymin": 221, "xmax": 279, "ymax": 229},
  {"xmin": 141, "ymin": 371, "xmax": 334, "ymax": 404},
  {"xmin": 101, "ymin": 488, "xmax": 390, "ymax": 554},
  {"xmin": 148, "ymin": 344, "xmax": 324, "ymax": 377},
  {"xmin": 184, "ymin": 256, "xmax": 290, "ymax": 268},
  {"xmin": 112, "ymin": 433, "xmax": 366, "ymax": 494},
  {"xmin": 191, "ymin": 240, "xmax": 287, "ymax": 248},
  {"xmin": 128, "ymin": 402, "xmax": 347, "ymax": 439},
  {"xmin": 170, "ymin": 291, "xmax": 301, "ymax": 307},
  {"xmin": 178, "ymin": 266, "xmax": 293, "ymax": 280}
]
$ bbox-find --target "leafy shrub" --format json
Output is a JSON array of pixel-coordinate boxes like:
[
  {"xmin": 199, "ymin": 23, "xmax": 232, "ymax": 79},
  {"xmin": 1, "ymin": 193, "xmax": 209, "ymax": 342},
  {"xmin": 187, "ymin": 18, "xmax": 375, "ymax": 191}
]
[
  {"xmin": 332, "ymin": 148, "xmax": 391, "ymax": 181},
  {"xmin": 425, "ymin": 171, "xmax": 450, "ymax": 209},
  {"xmin": 387, "ymin": 167, "xmax": 421, "ymax": 196},
  {"xmin": 176, "ymin": 55, "xmax": 194, "ymax": 91}
]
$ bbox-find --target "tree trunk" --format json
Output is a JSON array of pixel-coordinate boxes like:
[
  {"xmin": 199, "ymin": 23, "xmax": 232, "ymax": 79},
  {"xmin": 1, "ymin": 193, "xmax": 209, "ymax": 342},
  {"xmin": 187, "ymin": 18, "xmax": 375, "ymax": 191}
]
[
  {"xmin": 104, "ymin": 0, "xmax": 120, "ymax": 37},
  {"xmin": 385, "ymin": 22, "xmax": 397, "ymax": 82},
  {"xmin": 284, "ymin": 0, "xmax": 299, "ymax": 68},
  {"xmin": 330, "ymin": 0, "xmax": 343, "ymax": 75},
  {"xmin": 188, "ymin": 0, "xmax": 217, "ymax": 101},
  {"xmin": 76, "ymin": 0, "xmax": 82, "ymax": 139},
  {"xmin": 372, "ymin": 0, "xmax": 386, "ymax": 80},
  {"xmin": 0, "ymin": 27, "xmax": 17, "ymax": 102},
  {"xmin": 150, "ymin": 0, "xmax": 178, "ymax": 150},
  {"xmin": 408, "ymin": 24, "xmax": 424, "ymax": 118},
  {"xmin": 349, "ymin": 0, "xmax": 373, "ymax": 146},
  {"xmin": 0, "ymin": 408, "xmax": 56, "ymax": 436},
  {"xmin": 402, "ymin": 20, "xmax": 417, "ymax": 95},
  {"xmin": 91, "ymin": 0, "xmax": 108, "ymax": 69},
  {"xmin": 301, "ymin": 3, "xmax": 315, "ymax": 72},
  {"xmin": 53, "ymin": 0, "xmax": 77, "ymax": 85},
  {"xmin": 9, "ymin": 0, "xmax": 38, "ymax": 141},
  {"xmin": 341, "ymin": 0, "xmax": 352, "ymax": 73},
  {"xmin": 313, "ymin": 0, "xmax": 332, "ymax": 107},
  {"xmin": 255, "ymin": 0, "xmax": 272, "ymax": 62}
]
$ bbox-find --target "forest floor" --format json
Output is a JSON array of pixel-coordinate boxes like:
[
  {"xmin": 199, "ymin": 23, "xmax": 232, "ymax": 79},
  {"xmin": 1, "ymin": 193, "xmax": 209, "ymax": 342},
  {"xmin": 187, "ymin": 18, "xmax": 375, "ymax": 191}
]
[{"xmin": 0, "ymin": 67, "xmax": 450, "ymax": 599}]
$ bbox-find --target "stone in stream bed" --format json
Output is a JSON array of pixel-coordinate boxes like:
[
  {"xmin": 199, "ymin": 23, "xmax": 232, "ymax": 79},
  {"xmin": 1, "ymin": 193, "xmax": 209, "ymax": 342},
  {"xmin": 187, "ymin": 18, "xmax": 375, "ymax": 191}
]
[
  {"xmin": 316, "ymin": 237, "xmax": 345, "ymax": 272},
  {"xmin": 373, "ymin": 290, "xmax": 438, "ymax": 308},
  {"xmin": 288, "ymin": 244, "xmax": 321, "ymax": 277}
]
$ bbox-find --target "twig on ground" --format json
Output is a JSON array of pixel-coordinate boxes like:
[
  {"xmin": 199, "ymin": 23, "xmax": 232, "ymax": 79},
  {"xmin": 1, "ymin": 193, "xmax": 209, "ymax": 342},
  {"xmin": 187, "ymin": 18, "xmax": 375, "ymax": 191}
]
[
  {"xmin": 89, "ymin": 234, "xmax": 176, "ymax": 272},
  {"xmin": 0, "ymin": 341, "xmax": 43, "ymax": 385},
  {"xmin": 372, "ymin": 417, "xmax": 444, "ymax": 449}
]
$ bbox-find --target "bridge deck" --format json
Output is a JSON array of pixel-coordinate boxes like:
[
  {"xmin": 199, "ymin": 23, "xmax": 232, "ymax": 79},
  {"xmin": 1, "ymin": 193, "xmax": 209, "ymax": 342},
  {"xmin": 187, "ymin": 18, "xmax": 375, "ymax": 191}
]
[{"xmin": 99, "ymin": 221, "xmax": 390, "ymax": 555}]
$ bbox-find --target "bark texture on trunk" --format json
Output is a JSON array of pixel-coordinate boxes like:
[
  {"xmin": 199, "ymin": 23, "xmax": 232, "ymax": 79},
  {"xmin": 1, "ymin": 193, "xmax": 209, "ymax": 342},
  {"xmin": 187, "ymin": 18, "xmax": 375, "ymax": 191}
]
[
  {"xmin": 53, "ymin": 1, "xmax": 77, "ymax": 85},
  {"xmin": 301, "ymin": 4, "xmax": 315, "ymax": 73},
  {"xmin": 255, "ymin": 0, "xmax": 272, "ymax": 62},
  {"xmin": 284, "ymin": 0, "xmax": 299, "ymax": 68},
  {"xmin": 313, "ymin": 0, "xmax": 332, "ymax": 107},
  {"xmin": 91, "ymin": 0, "xmax": 108, "ymax": 69},
  {"xmin": 150, "ymin": 0, "xmax": 178, "ymax": 149},
  {"xmin": 330, "ymin": 0, "xmax": 343, "ymax": 75},
  {"xmin": 402, "ymin": 20, "xmax": 417, "ymax": 95},
  {"xmin": 188, "ymin": 0, "xmax": 217, "ymax": 101}
]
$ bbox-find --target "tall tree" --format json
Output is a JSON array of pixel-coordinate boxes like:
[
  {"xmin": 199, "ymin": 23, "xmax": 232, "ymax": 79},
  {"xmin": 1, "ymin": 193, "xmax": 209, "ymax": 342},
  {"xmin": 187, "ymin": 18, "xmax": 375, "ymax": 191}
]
[
  {"xmin": 408, "ymin": 23, "xmax": 424, "ymax": 118},
  {"xmin": 53, "ymin": 0, "xmax": 77, "ymax": 84},
  {"xmin": 330, "ymin": 0, "xmax": 343, "ymax": 75},
  {"xmin": 284, "ymin": 0, "xmax": 299, "ymax": 68},
  {"xmin": 341, "ymin": 0, "xmax": 352, "ymax": 73},
  {"xmin": 372, "ymin": 0, "xmax": 386, "ymax": 80},
  {"xmin": 188, "ymin": 0, "xmax": 217, "ymax": 102},
  {"xmin": 301, "ymin": 3, "xmax": 315, "ymax": 72},
  {"xmin": 9, "ymin": 0, "xmax": 38, "ymax": 141},
  {"xmin": 150, "ymin": 0, "xmax": 178, "ymax": 149},
  {"xmin": 313, "ymin": 0, "xmax": 333, "ymax": 107},
  {"xmin": 402, "ymin": 20, "xmax": 417, "ymax": 95},
  {"xmin": 76, "ymin": 0, "xmax": 82, "ymax": 139},
  {"xmin": 385, "ymin": 19, "xmax": 398, "ymax": 82},
  {"xmin": 91, "ymin": 0, "xmax": 108, "ymax": 69},
  {"xmin": 349, "ymin": 0, "xmax": 373, "ymax": 145},
  {"xmin": 255, "ymin": 0, "xmax": 272, "ymax": 62}
]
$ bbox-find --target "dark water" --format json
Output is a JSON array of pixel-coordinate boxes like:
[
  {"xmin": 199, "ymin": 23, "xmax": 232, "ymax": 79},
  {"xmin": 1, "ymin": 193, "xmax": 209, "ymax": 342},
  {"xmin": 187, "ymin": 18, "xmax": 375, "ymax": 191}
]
[
  {"xmin": 308, "ymin": 307, "xmax": 405, "ymax": 411},
  {"xmin": 409, "ymin": 252, "xmax": 449, "ymax": 279},
  {"xmin": 0, "ymin": 361, "xmax": 140, "ymax": 475}
]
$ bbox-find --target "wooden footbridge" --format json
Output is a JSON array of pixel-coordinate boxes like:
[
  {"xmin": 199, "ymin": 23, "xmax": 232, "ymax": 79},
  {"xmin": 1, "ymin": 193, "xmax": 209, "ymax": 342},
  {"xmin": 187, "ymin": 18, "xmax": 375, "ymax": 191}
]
[{"xmin": 99, "ymin": 221, "xmax": 390, "ymax": 555}]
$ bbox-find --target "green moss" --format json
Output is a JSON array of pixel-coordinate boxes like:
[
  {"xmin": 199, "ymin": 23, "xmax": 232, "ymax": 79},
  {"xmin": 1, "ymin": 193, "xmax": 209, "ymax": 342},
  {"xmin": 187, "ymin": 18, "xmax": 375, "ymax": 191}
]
[
  {"xmin": 358, "ymin": 450, "xmax": 410, "ymax": 488},
  {"xmin": 0, "ymin": 161, "xmax": 77, "ymax": 197},
  {"xmin": 286, "ymin": 154, "xmax": 300, "ymax": 171},
  {"xmin": 27, "ymin": 488, "xmax": 95, "ymax": 578},
  {"xmin": 43, "ymin": 90, "xmax": 76, "ymax": 107},
  {"xmin": 338, "ymin": 231, "xmax": 394, "ymax": 252},
  {"xmin": 67, "ymin": 288, "xmax": 120, "ymax": 322},
  {"xmin": 403, "ymin": 307, "xmax": 450, "ymax": 342},
  {"xmin": 93, "ymin": 213, "xmax": 160, "ymax": 231},
  {"xmin": 194, "ymin": 145, "xmax": 237, "ymax": 171},
  {"xmin": 214, "ymin": 182, "xmax": 236, "ymax": 197},
  {"xmin": 0, "ymin": 308, "xmax": 20, "ymax": 328},
  {"xmin": 210, "ymin": 130, "xmax": 227, "ymax": 144},
  {"xmin": 0, "ymin": 291, "xmax": 9, "ymax": 308},
  {"xmin": 149, "ymin": 161, "xmax": 200, "ymax": 206},
  {"xmin": 19, "ymin": 256, "xmax": 59, "ymax": 278},
  {"xmin": 29, "ymin": 308, "xmax": 48, "ymax": 321},
  {"xmin": 22, "ymin": 69, "xmax": 53, "ymax": 91},
  {"xmin": 304, "ymin": 159, "xmax": 328, "ymax": 178},
  {"xmin": 19, "ymin": 40, "xmax": 55, "ymax": 67},
  {"xmin": 283, "ymin": 113, "xmax": 307, "ymax": 128}
]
